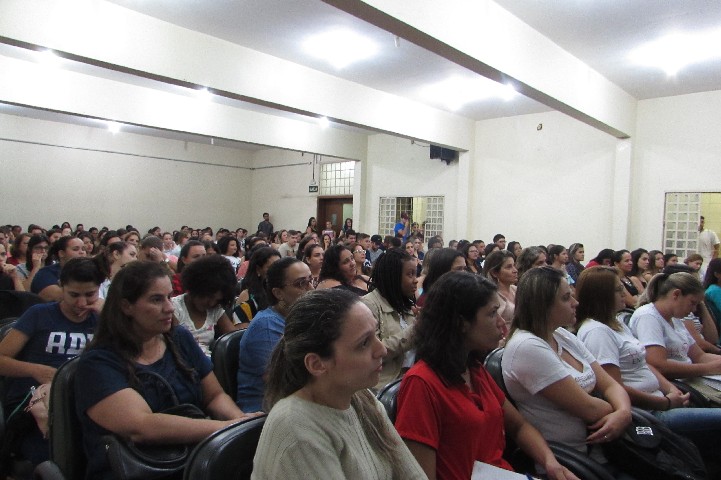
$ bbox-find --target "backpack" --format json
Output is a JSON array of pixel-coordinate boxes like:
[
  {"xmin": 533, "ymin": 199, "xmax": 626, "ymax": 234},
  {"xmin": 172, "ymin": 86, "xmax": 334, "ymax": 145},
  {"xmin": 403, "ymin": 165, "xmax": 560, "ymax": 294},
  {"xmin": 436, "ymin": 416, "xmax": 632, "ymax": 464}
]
[{"xmin": 603, "ymin": 409, "xmax": 707, "ymax": 480}]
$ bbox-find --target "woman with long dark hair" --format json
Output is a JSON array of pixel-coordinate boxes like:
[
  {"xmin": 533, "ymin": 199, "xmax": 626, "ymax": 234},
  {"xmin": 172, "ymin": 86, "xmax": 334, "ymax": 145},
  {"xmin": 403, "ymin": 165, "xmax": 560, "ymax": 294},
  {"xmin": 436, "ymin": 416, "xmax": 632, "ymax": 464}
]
[
  {"xmin": 360, "ymin": 248, "xmax": 417, "ymax": 390},
  {"xmin": 566, "ymin": 243, "xmax": 585, "ymax": 284},
  {"xmin": 95, "ymin": 241, "xmax": 138, "ymax": 299},
  {"xmin": 235, "ymin": 246, "xmax": 281, "ymax": 322},
  {"xmin": 75, "ymin": 261, "xmax": 258, "ymax": 479},
  {"xmin": 253, "ymin": 289, "xmax": 426, "ymax": 479},
  {"xmin": 483, "ymin": 249, "xmax": 518, "ymax": 335},
  {"xmin": 417, "ymin": 247, "xmax": 466, "ymax": 307},
  {"xmin": 316, "ymin": 244, "xmax": 369, "ymax": 295},
  {"xmin": 503, "ymin": 266, "xmax": 632, "ymax": 477},
  {"xmin": 614, "ymin": 249, "xmax": 642, "ymax": 309},
  {"xmin": 396, "ymin": 271, "xmax": 577, "ymax": 480},
  {"xmin": 236, "ymin": 257, "xmax": 313, "ymax": 411},
  {"xmin": 16, "ymin": 235, "xmax": 49, "ymax": 291},
  {"xmin": 576, "ymin": 266, "xmax": 721, "ymax": 461}
]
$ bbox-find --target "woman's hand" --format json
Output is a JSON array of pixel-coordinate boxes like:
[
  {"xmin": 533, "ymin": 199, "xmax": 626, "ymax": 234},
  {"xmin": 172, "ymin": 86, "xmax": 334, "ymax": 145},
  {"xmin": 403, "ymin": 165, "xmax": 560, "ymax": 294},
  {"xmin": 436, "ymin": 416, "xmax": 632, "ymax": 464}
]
[
  {"xmin": 3, "ymin": 264, "xmax": 17, "ymax": 278},
  {"xmin": 31, "ymin": 252, "xmax": 44, "ymax": 269},
  {"xmin": 544, "ymin": 458, "xmax": 581, "ymax": 480},
  {"xmin": 586, "ymin": 409, "xmax": 631, "ymax": 444},
  {"xmin": 666, "ymin": 391, "xmax": 690, "ymax": 409}
]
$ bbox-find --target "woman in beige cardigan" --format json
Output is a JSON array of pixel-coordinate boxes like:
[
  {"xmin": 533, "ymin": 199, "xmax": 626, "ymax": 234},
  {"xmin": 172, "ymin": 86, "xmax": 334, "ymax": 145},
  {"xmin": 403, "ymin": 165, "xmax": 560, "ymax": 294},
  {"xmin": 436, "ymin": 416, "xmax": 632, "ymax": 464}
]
[{"xmin": 361, "ymin": 248, "xmax": 418, "ymax": 391}]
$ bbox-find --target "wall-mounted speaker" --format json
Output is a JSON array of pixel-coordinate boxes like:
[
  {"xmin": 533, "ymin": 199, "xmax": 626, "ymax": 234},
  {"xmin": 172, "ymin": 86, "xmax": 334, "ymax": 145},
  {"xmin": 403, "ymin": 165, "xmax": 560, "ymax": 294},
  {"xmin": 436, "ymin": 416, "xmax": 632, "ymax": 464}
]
[{"xmin": 430, "ymin": 145, "xmax": 458, "ymax": 165}]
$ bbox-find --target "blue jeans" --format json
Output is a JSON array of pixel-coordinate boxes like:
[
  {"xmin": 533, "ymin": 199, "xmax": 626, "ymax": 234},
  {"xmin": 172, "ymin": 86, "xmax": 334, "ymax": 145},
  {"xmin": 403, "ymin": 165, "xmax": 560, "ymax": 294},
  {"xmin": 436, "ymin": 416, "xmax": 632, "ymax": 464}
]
[{"xmin": 653, "ymin": 407, "xmax": 721, "ymax": 457}]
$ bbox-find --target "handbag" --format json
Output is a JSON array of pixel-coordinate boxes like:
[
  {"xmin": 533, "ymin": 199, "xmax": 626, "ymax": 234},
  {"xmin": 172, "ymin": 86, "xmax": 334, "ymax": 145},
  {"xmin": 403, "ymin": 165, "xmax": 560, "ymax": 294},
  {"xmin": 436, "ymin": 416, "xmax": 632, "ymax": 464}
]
[
  {"xmin": 103, "ymin": 371, "xmax": 207, "ymax": 480},
  {"xmin": 603, "ymin": 409, "xmax": 707, "ymax": 480}
]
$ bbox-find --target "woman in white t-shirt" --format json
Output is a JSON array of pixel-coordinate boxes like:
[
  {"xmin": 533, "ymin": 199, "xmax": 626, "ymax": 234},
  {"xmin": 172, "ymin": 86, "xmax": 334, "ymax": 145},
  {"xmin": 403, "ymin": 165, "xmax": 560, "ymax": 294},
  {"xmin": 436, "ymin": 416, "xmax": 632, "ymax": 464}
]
[
  {"xmin": 576, "ymin": 266, "xmax": 721, "ymax": 460},
  {"xmin": 629, "ymin": 271, "xmax": 721, "ymax": 381},
  {"xmin": 502, "ymin": 266, "xmax": 632, "ymax": 478},
  {"xmin": 172, "ymin": 254, "xmax": 242, "ymax": 356}
]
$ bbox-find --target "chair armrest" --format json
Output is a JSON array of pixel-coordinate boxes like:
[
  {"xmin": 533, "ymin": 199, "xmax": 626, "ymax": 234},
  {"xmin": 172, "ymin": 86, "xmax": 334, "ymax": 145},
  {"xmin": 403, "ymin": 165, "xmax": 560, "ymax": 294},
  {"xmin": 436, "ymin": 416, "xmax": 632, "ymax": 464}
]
[{"xmin": 33, "ymin": 461, "xmax": 66, "ymax": 480}]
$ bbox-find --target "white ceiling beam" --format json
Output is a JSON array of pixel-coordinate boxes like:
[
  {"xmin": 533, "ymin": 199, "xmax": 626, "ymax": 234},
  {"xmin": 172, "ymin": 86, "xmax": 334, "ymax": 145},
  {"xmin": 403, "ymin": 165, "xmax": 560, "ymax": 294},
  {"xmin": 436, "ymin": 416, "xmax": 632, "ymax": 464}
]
[
  {"xmin": 0, "ymin": 0, "xmax": 474, "ymax": 150},
  {"xmin": 325, "ymin": 0, "xmax": 637, "ymax": 138}
]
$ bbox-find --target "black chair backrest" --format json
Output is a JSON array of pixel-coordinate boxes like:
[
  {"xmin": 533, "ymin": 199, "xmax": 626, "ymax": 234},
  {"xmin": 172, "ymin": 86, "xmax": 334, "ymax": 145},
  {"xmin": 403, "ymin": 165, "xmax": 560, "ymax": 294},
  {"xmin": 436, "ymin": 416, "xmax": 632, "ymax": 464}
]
[
  {"xmin": 483, "ymin": 347, "xmax": 507, "ymax": 396},
  {"xmin": 376, "ymin": 378, "xmax": 402, "ymax": 423},
  {"xmin": 47, "ymin": 357, "xmax": 85, "ymax": 480},
  {"xmin": 0, "ymin": 320, "xmax": 17, "ymax": 404},
  {"xmin": 211, "ymin": 329, "xmax": 246, "ymax": 398},
  {"xmin": 183, "ymin": 414, "xmax": 266, "ymax": 480},
  {"xmin": 0, "ymin": 291, "xmax": 44, "ymax": 320}
]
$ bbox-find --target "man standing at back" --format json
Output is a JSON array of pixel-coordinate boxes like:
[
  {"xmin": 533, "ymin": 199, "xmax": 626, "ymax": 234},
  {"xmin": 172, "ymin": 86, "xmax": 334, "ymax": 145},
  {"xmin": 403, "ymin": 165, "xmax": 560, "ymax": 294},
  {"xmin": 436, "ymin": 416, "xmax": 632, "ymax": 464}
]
[
  {"xmin": 699, "ymin": 215, "xmax": 719, "ymax": 278},
  {"xmin": 257, "ymin": 213, "xmax": 273, "ymax": 237}
]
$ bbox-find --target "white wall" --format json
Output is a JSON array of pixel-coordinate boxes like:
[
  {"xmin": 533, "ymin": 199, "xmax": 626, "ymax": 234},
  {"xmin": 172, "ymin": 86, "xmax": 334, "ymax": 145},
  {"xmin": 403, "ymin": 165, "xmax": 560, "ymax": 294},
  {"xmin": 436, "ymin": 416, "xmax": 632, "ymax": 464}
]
[
  {"xmin": 0, "ymin": 113, "xmax": 253, "ymax": 232},
  {"xmin": 362, "ymin": 134, "xmax": 462, "ymax": 240},
  {"xmin": 630, "ymin": 90, "xmax": 721, "ymax": 251},
  {"xmin": 473, "ymin": 111, "xmax": 621, "ymax": 258},
  {"xmin": 249, "ymin": 149, "xmax": 326, "ymax": 233}
]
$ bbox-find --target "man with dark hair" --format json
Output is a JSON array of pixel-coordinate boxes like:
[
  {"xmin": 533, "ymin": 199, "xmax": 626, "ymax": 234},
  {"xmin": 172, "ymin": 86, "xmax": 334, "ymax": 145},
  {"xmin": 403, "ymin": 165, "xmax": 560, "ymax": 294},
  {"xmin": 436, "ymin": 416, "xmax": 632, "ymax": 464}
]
[
  {"xmin": 394, "ymin": 212, "xmax": 410, "ymax": 241},
  {"xmin": 257, "ymin": 213, "xmax": 273, "ymax": 237},
  {"xmin": 278, "ymin": 230, "xmax": 300, "ymax": 258},
  {"xmin": 368, "ymin": 235, "xmax": 384, "ymax": 264},
  {"xmin": 427, "ymin": 236, "xmax": 443, "ymax": 250},
  {"xmin": 492, "ymin": 233, "xmax": 506, "ymax": 250},
  {"xmin": 344, "ymin": 229, "xmax": 357, "ymax": 244}
]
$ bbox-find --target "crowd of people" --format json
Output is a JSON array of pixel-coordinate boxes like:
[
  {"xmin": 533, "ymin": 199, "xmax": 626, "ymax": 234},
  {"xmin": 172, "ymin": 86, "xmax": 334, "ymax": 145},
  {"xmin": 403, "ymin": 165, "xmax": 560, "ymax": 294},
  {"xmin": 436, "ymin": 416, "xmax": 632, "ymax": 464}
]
[{"xmin": 1, "ymin": 213, "xmax": 721, "ymax": 479}]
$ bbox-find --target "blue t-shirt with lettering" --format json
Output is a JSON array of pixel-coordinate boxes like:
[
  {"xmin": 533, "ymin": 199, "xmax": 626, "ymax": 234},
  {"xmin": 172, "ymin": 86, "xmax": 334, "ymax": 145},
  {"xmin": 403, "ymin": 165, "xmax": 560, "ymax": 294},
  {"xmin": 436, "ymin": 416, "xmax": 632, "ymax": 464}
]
[{"xmin": 6, "ymin": 302, "xmax": 97, "ymax": 406}]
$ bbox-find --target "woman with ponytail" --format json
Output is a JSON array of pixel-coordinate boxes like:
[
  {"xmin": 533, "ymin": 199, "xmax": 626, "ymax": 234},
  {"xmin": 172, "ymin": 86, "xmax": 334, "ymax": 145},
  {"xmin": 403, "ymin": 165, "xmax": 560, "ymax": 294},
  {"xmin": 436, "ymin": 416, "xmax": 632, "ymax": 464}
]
[
  {"xmin": 253, "ymin": 289, "xmax": 425, "ymax": 479},
  {"xmin": 629, "ymin": 271, "xmax": 721, "ymax": 385}
]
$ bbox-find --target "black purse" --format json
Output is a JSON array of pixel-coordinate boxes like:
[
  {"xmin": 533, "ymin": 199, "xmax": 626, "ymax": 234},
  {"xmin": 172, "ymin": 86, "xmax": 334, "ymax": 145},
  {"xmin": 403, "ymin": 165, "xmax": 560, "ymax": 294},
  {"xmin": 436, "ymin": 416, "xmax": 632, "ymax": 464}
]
[{"xmin": 102, "ymin": 371, "xmax": 207, "ymax": 480}]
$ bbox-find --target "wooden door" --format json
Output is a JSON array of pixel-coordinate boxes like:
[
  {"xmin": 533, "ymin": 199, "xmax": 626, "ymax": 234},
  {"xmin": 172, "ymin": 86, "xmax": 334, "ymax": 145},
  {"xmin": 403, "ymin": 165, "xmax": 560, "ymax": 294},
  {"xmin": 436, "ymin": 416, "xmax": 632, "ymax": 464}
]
[{"xmin": 317, "ymin": 197, "xmax": 352, "ymax": 238}]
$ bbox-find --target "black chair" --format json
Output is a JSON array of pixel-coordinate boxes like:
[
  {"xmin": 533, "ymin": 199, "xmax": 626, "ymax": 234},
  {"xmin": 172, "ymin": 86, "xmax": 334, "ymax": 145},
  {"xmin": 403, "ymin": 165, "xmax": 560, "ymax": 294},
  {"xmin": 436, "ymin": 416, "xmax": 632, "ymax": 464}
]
[
  {"xmin": 0, "ymin": 291, "xmax": 44, "ymax": 320},
  {"xmin": 183, "ymin": 414, "xmax": 266, "ymax": 480},
  {"xmin": 211, "ymin": 329, "xmax": 246, "ymax": 397},
  {"xmin": 482, "ymin": 346, "xmax": 615, "ymax": 480},
  {"xmin": 0, "ymin": 320, "xmax": 17, "ymax": 443},
  {"xmin": 376, "ymin": 378, "xmax": 402, "ymax": 423},
  {"xmin": 33, "ymin": 357, "xmax": 83, "ymax": 480}
]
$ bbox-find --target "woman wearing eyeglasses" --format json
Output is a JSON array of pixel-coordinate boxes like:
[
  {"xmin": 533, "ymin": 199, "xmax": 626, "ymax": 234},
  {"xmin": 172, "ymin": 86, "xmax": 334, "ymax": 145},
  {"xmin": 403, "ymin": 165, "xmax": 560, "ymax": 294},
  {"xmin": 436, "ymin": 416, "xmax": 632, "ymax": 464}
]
[
  {"xmin": 236, "ymin": 257, "xmax": 314, "ymax": 411},
  {"xmin": 15, "ymin": 235, "xmax": 50, "ymax": 291}
]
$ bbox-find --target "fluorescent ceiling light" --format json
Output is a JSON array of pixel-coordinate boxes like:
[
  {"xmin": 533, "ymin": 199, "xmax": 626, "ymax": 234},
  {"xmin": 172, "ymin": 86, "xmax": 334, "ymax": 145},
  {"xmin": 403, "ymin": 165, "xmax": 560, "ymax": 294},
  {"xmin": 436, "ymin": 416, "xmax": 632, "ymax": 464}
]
[
  {"xmin": 107, "ymin": 121, "xmax": 121, "ymax": 133},
  {"xmin": 419, "ymin": 76, "xmax": 517, "ymax": 111},
  {"xmin": 38, "ymin": 49, "xmax": 61, "ymax": 66},
  {"xmin": 317, "ymin": 116, "xmax": 330, "ymax": 129},
  {"xmin": 628, "ymin": 27, "xmax": 721, "ymax": 75},
  {"xmin": 195, "ymin": 87, "xmax": 213, "ymax": 101},
  {"xmin": 303, "ymin": 29, "xmax": 378, "ymax": 69}
]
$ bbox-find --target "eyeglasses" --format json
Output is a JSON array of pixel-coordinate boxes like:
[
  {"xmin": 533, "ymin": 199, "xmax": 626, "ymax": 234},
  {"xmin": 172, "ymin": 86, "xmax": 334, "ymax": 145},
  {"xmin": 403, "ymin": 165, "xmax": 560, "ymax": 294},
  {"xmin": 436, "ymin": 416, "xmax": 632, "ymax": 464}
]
[
  {"xmin": 353, "ymin": 250, "xmax": 364, "ymax": 254},
  {"xmin": 33, "ymin": 245, "xmax": 49, "ymax": 251},
  {"xmin": 285, "ymin": 276, "xmax": 314, "ymax": 289}
]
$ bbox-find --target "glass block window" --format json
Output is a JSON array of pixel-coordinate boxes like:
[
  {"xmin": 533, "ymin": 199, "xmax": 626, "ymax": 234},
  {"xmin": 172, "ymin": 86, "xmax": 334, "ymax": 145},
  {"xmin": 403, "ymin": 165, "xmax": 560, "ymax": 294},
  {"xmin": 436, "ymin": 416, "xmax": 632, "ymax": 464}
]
[
  {"xmin": 378, "ymin": 197, "xmax": 397, "ymax": 237},
  {"xmin": 378, "ymin": 196, "xmax": 444, "ymax": 239},
  {"xmin": 663, "ymin": 192, "xmax": 700, "ymax": 258},
  {"xmin": 423, "ymin": 196, "xmax": 444, "ymax": 240},
  {"xmin": 320, "ymin": 161, "xmax": 354, "ymax": 196}
]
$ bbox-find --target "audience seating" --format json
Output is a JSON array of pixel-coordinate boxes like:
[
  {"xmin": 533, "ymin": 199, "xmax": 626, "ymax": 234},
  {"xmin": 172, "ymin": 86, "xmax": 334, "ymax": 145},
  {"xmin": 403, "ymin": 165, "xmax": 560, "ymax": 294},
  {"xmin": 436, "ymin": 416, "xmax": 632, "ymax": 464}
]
[
  {"xmin": 211, "ymin": 329, "xmax": 246, "ymax": 398},
  {"xmin": 33, "ymin": 357, "xmax": 83, "ymax": 480},
  {"xmin": 376, "ymin": 378, "xmax": 402, "ymax": 423},
  {"xmin": 0, "ymin": 291, "xmax": 44, "ymax": 321},
  {"xmin": 183, "ymin": 414, "xmax": 266, "ymax": 480}
]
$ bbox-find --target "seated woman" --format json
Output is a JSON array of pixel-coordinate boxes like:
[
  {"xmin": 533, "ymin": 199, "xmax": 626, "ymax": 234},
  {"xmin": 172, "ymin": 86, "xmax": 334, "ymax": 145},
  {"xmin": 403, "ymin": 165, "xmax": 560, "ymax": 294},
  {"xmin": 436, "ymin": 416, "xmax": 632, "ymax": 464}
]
[
  {"xmin": 16, "ymin": 235, "xmax": 50, "ymax": 291},
  {"xmin": 171, "ymin": 240, "xmax": 206, "ymax": 296},
  {"xmin": 172, "ymin": 255, "xmax": 241, "ymax": 356},
  {"xmin": 643, "ymin": 250, "xmax": 664, "ymax": 284},
  {"xmin": 75, "ymin": 261, "xmax": 259, "ymax": 480},
  {"xmin": 565, "ymin": 243, "xmax": 585, "ymax": 284},
  {"xmin": 31, "ymin": 236, "xmax": 87, "ymax": 301},
  {"xmin": 218, "ymin": 235, "xmax": 242, "ymax": 273},
  {"xmin": 0, "ymin": 242, "xmax": 24, "ymax": 291},
  {"xmin": 360, "ymin": 249, "xmax": 417, "ymax": 391},
  {"xmin": 95, "ymin": 241, "xmax": 138, "ymax": 299},
  {"xmin": 0, "ymin": 258, "xmax": 103, "ymax": 466},
  {"xmin": 251, "ymin": 289, "xmax": 426, "ymax": 479},
  {"xmin": 684, "ymin": 253, "xmax": 704, "ymax": 280},
  {"xmin": 502, "ymin": 266, "xmax": 632, "ymax": 477},
  {"xmin": 629, "ymin": 270, "xmax": 721, "ymax": 402},
  {"xmin": 461, "ymin": 242, "xmax": 481, "ymax": 274},
  {"xmin": 576, "ymin": 266, "xmax": 721, "ymax": 460},
  {"xmin": 483, "ymin": 249, "xmax": 518, "ymax": 336},
  {"xmin": 301, "ymin": 242, "xmax": 324, "ymax": 289},
  {"xmin": 8, "ymin": 233, "xmax": 29, "ymax": 267},
  {"xmin": 515, "ymin": 246, "xmax": 547, "ymax": 281},
  {"xmin": 586, "ymin": 248, "xmax": 615, "ymax": 269},
  {"xmin": 614, "ymin": 249, "xmax": 642, "ymax": 310},
  {"xmin": 396, "ymin": 271, "xmax": 578, "ymax": 480},
  {"xmin": 234, "ymin": 246, "xmax": 281, "ymax": 323},
  {"xmin": 629, "ymin": 248, "xmax": 650, "ymax": 291},
  {"xmin": 236, "ymin": 257, "xmax": 313, "ymax": 411},
  {"xmin": 416, "ymin": 247, "xmax": 466, "ymax": 307},
  {"xmin": 316, "ymin": 244, "xmax": 369, "ymax": 295},
  {"xmin": 704, "ymin": 258, "xmax": 721, "ymax": 327},
  {"xmin": 352, "ymin": 241, "xmax": 371, "ymax": 277}
]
